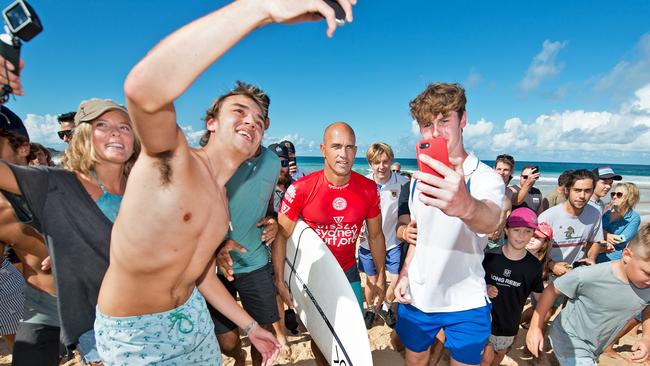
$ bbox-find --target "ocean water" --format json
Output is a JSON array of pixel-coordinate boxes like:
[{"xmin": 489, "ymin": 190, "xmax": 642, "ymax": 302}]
[{"xmin": 295, "ymin": 157, "xmax": 650, "ymax": 194}]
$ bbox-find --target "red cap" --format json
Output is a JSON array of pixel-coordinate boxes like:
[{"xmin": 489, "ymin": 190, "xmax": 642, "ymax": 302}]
[{"xmin": 535, "ymin": 222, "xmax": 553, "ymax": 240}]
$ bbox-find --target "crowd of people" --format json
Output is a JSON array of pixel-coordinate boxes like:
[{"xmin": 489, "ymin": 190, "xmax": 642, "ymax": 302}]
[{"xmin": 1, "ymin": 1, "xmax": 649, "ymax": 366}]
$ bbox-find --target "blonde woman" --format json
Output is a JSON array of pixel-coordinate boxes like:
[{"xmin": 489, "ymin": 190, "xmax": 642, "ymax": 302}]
[
  {"xmin": 0, "ymin": 99, "xmax": 139, "ymax": 365},
  {"xmin": 595, "ymin": 182, "xmax": 641, "ymax": 263}
]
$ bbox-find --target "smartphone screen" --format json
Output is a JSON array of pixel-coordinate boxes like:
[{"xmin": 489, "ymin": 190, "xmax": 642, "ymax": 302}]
[
  {"xmin": 5, "ymin": 3, "xmax": 28, "ymax": 31},
  {"xmin": 416, "ymin": 138, "xmax": 450, "ymax": 179}
]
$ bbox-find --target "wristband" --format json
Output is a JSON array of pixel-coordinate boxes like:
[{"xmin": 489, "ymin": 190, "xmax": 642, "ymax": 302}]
[{"xmin": 242, "ymin": 320, "xmax": 258, "ymax": 336}]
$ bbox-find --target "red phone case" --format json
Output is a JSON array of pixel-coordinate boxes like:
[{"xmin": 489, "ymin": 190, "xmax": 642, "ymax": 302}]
[{"xmin": 416, "ymin": 138, "xmax": 450, "ymax": 178}]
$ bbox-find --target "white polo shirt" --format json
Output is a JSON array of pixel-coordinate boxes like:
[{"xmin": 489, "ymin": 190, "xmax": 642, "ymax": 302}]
[
  {"xmin": 359, "ymin": 171, "xmax": 409, "ymax": 251},
  {"xmin": 406, "ymin": 154, "xmax": 504, "ymax": 313}
]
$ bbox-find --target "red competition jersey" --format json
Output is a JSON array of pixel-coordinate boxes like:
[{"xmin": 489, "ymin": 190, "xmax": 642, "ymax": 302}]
[{"xmin": 280, "ymin": 170, "xmax": 381, "ymax": 270}]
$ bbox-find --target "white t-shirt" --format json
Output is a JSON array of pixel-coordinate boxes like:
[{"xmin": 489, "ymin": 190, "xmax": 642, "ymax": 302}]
[
  {"xmin": 406, "ymin": 154, "xmax": 505, "ymax": 313},
  {"xmin": 538, "ymin": 203, "xmax": 604, "ymax": 264},
  {"xmin": 359, "ymin": 171, "xmax": 408, "ymax": 251}
]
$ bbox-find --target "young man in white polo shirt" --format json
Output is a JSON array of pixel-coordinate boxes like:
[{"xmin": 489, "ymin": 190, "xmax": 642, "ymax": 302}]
[
  {"xmin": 358, "ymin": 143, "xmax": 408, "ymax": 328},
  {"xmin": 394, "ymin": 83, "xmax": 504, "ymax": 366}
]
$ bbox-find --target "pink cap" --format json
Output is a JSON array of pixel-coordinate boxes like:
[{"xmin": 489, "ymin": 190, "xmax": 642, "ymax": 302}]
[
  {"xmin": 535, "ymin": 222, "xmax": 553, "ymax": 240},
  {"xmin": 507, "ymin": 207, "xmax": 538, "ymax": 230}
]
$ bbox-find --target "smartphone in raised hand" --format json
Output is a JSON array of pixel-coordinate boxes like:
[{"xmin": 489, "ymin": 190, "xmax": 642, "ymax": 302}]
[
  {"xmin": 416, "ymin": 138, "xmax": 451, "ymax": 179},
  {"xmin": 323, "ymin": 0, "xmax": 346, "ymax": 24}
]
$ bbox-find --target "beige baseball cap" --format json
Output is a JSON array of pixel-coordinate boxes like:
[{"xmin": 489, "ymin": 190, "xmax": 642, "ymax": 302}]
[{"xmin": 74, "ymin": 98, "xmax": 128, "ymax": 126}]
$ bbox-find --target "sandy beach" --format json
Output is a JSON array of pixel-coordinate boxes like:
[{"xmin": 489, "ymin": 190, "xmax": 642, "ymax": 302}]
[{"xmin": 2, "ymin": 304, "xmax": 642, "ymax": 366}]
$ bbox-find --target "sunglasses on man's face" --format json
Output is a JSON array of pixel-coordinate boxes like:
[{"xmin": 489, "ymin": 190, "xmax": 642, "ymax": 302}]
[
  {"xmin": 392, "ymin": 169, "xmax": 400, "ymax": 173},
  {"xmin": 610, "ymin": 191, "xmax": 624, "ymax": 199},
  {"xmin": 280, "ymin": 159, "xmax": 290, "ymax": 168},
  {"xmin": 57, "ymin": 129, "xmax": 74, "ymax": 140}
]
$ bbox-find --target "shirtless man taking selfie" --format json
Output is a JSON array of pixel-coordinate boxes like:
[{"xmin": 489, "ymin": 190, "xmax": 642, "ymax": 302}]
[{"xmin": 95, "ymin": 0, "xmax": 354, "ymax": 365}]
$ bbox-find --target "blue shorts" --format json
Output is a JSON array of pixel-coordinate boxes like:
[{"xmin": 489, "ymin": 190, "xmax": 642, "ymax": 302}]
[
  {"xmin": 358, "ymin": 245, "xmax": 402, "ymax": 275},
  {"xmin": 95, "ymin": 287, "xmax": 221, "ymax": 365},
  {"xmin": 395, "ymin": 303, "xmax": 491, "ymax": 365},
  {"xmin": 77, "ymin": 329, "xmax": 101, "ymax": 364}
]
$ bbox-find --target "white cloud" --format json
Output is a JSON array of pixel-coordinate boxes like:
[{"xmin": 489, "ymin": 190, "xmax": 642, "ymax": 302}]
[
  {"xmin": 470, "ymin": 83, "xmax": 650, "ymax": 163},
  {"xmin": 520, "ymin": 40, "xmax": 568, "ymax": 92},
  {"xmin": 23, "ymin": 114, "xmax": 65, "ymax": 149},
  {"xmin": 631, "ymin": 83, "xmax": 650, "ymax": 113},
  {"xmin": 594, "ymin": 33, "xmax": 650, "ymax": 95},
  {"xmin": 180, "ymin": 125, "xmax": 205, "ymax": 147},
  {"xmin": 463, "ymin": 118, "xmax": 494, "ymax": 150},
  {"xmin": 264, "ymin": 133, "xmax": 319, "ymax": 155},
  {"xmin": 410, "ymin": 120, "xmax": 419, "ymax": 135}
]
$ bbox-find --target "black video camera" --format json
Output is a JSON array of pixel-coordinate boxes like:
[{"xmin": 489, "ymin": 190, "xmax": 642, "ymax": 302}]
[{"xmin": 0, "ymin": 0, "xmax": 42, "ymax": 101}]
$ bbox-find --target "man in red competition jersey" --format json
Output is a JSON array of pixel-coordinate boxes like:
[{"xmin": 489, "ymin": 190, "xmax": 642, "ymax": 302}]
[{"xmin": 272, "ymin": 122, "xmax": 387, "ymax": 365}]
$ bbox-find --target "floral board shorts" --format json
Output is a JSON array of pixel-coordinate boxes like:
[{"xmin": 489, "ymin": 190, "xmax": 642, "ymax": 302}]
[{"xmin": 95, "ymin": 287, "xmax": 222, "ymax": 366}]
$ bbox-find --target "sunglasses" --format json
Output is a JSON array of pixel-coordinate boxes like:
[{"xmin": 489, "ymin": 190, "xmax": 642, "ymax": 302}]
[
  {"xmin": 610, "ymin": 192, "xmax": 624, "ymax": 199},
  {"xmin": 521, "ymin": 175, "xmax": 529, "ymax": 180},
  {"xmin": 280, "ymin": 159, "xmax": 290, "ymax": 168},
  {"xmin": 392, "ymin": 169, "xmax": 400, "ymax": 173},
  {"xmin": 57, "ymin": 129, "xmax": 74, "ymax": 140}
]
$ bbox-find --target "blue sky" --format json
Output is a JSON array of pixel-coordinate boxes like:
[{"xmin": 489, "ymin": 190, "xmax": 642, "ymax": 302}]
[{"xmin": 8, "ymin": 0, "xmax": 650, "ymax": 164}]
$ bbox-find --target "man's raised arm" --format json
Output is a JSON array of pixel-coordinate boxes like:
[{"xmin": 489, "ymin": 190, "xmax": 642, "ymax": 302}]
[{"xmin": 124, "ymin": 0, "xmax": 351, "ymax": 155}]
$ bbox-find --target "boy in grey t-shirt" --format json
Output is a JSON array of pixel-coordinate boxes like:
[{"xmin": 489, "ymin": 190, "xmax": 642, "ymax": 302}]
[{"xmin": 526, "ymin": 223, "xmax": 650, "ymax": 365}]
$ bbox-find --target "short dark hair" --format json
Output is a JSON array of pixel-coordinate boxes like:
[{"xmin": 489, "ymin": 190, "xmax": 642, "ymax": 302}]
[
  {"xmin": 29, "ymin": 142, "xmax": 53, "ymax": 165},
  {"xmin": 0, "ymin": 128, "xmax": 28, "ymax": 152},
  {"xmin": 558, "ymin": 169, "xmax": 574, "ymax": 187},
  {"xmin": 58, "ymin": 112, "xmax": 76, "ymax": 124},
  {"xmin": 566, "ymin": 169, "xmax": 596, "ymax": 189},
  {"xmin": 495, "ymin": 154, "xmax": 514, "ymax": 169}
]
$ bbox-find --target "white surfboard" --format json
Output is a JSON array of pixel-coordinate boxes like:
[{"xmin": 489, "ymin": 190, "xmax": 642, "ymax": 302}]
[{"xmin": 284, "ymin": 220, "xmax": 373, "ymax": 366}]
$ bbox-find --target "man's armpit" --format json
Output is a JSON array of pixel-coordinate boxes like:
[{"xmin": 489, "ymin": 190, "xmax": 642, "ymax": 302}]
[{"xmin": 154, "ymin": 150, "xmax": 174, "ymax": 186}]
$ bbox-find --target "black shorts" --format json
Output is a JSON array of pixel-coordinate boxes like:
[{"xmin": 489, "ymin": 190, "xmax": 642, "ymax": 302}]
[
  {"xmin": 208, "ymin": 262, "xmax": 280, "ymax": 334},
  {"xmin": 12, "ymin": 322, "xmax": 61, "ymax": 366}
]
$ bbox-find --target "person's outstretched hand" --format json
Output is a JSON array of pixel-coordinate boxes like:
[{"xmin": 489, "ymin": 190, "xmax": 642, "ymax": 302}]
[
  {"xmin": 248, "ymin": 325, "xmax": 281, "ymax": 366},
  {"xmin": 261, "ymin": 0, "xmax": 356, "ymax": 37}
]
